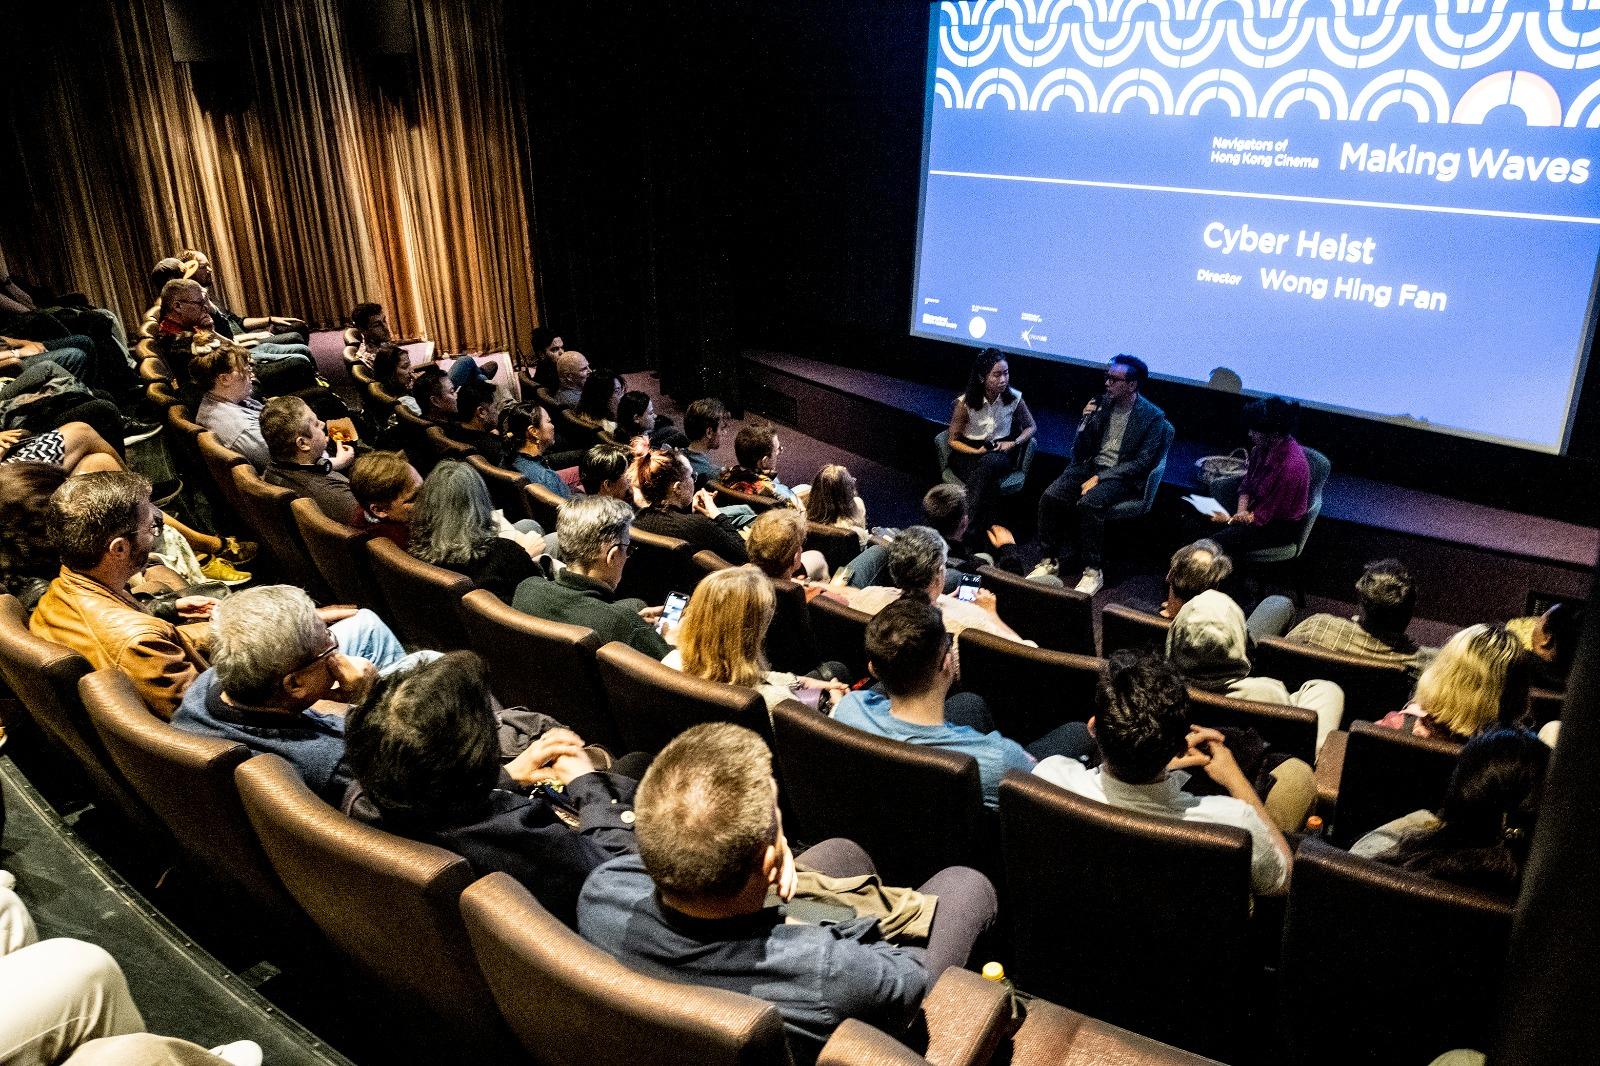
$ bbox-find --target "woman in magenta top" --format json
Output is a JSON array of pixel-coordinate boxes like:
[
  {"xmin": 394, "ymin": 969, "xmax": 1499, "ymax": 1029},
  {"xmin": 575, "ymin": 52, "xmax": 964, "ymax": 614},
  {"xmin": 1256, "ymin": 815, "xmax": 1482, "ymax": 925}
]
[{"xmin": 1209, "ymin": 396, "xmax": 1309, "ymax": 553}]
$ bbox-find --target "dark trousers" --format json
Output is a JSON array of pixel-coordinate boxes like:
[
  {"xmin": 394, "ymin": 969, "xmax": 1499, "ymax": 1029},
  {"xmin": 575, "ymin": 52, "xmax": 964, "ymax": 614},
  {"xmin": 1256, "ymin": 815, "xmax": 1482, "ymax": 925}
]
[
  {"xmin": 948, "ymin": 443, "xmax": 1018, "ymax": 543},
  {"xmin": 1205, "ymin": 516, "xmax": 1299, "ymax": 555},
  {"xmin": 1036, "ymin": 461, "xmax": 1133, "ymax": 569}
]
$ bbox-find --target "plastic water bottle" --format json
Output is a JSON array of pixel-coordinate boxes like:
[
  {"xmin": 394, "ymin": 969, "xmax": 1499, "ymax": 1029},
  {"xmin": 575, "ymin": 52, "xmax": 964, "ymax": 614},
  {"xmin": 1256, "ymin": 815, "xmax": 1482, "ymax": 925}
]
[{"xmin": 981, "ymin": 961, "xmax": 1022, "ymax": 1021}]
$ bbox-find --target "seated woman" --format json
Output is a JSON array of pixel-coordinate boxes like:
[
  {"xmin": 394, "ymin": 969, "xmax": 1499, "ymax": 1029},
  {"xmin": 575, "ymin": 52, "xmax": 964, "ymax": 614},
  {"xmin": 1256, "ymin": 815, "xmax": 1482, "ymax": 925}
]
[
  {"xmin": 343, "ymin": 650, "xmax": 639, "ymax": 928},
  {"xmin": 946, "ymin": 348, "xmax": 1034, "ymax": 544},
  {"xmin": 631, "ymin": 448, "xmax": 748, "ymax": 564},
  {"xmin": 407, "ymin": 460, "xmax": 545, "ymax": 603},
  {"xmin": 192, "ymin": 340, "xmax": 267, "ymax": 469},
  {"xmin": 1351, "ymin": 727, "xmax": 1549, "ymax": 898},
  {"xmin": 350, "ymin": 450, "xmax": 423, "ymax": 548},
  {"xmin": 665, "ymin": 566, "xmax": 847, "ymax": 711},
  {"xmin": 580, "ymin": 441, "xmax": 635, "ymax": 502},
  {"xmin": 560, "ymin": 369, "xmax": 624, "ymax": 449},
  {"xmin": 613, "ymin": 390, "xmax": 684, "ymax": 449},
  {"xmin": 800, "ymin": 463, "xmax": 869, "ymax": 547},
  {"xmin": 0, "ymin": 462, "xmax": 68, "ymax": 613},
  {"xmin": 498, "ymin": 404, "xmax": 573, "ymax": 501},
  {"xmin": 1206, "ymin": 396, "xmax": 1309, "ymax": 553},
  {"xmin": 1378, "ymin": 623, "xmax": 1527, "ymax": 741},
  {"xmin": 371, "ymin": 342, "xmax": 421, "ymax": 414}
]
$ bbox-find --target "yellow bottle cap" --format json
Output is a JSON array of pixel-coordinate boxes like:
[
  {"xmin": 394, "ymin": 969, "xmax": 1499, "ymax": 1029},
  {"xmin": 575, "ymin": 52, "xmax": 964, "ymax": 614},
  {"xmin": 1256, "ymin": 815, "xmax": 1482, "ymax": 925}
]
[{"xmin": 982, "ymin": 961, "xmax": 1006, "ymax": 982}]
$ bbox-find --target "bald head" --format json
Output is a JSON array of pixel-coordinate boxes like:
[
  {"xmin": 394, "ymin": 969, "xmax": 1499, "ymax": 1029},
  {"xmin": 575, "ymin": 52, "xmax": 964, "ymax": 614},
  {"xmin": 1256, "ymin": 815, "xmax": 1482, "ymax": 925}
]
[{"xmin": 557, "ymin": 350, "xmax": 592, "ymax": 389}]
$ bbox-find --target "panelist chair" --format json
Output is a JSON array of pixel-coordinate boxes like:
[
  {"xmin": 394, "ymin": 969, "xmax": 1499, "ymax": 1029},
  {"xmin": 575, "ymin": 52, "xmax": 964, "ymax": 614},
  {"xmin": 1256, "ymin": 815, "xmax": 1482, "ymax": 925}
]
[
  {"xmin": 595, "ymin": 641, "xmax": 767, "ymax": 754},
  {"xmin": 934, "ymin": 429, "xmax": 1035, "ymax": 498},
  {"xmin": 1222, "ymin": 446, "xmax": 1331, "ymax": 606}
]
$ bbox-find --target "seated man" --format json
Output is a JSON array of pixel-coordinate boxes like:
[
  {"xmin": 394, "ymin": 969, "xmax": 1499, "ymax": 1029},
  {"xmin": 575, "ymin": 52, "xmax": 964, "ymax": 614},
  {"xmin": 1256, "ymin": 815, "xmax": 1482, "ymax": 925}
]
[
  {"xmin": 30, "ymin": 472, "xmax": 209, "ymax": 718},
  {"xmin": 834, "ymin": 598, "xmax": 1091, "ymax": 808},
  {"xmin": 444, "ymin": 379, "xmax": 504, "ymax": 463},
  {"xmin": 720, "ymin": 424, "xmax": 800, "ymax": 507},
  {"xmin": 682, "ymin": 398, "xmax": 728, "ymax": 490},
  {"xmin": 349, "ymin": 449, "xmax": 423, "ymax": 548},
  {"xmin": 511, "ymin": 495, "xmax": 670, "ymax": 658},
  {"xmin": 172, "ymin": 585, "xmax": 430, "ymax": 805},
  {"xmin": 579, "ymin": 722, "xmax": 997, "ymax": 1054},
  {"xmin": 1276, "ymin": 558, "xmax": 1434, "ymax": 676},
  {"xmin": 1032, "ymin": 354, "xmax": 1171, "ymax": 596},
  {"xmin": 351, "ymin": 301, "xmax": 389, "ymax": 366},
  {"xmin": 542, "ymin": 349, "xmax": 591, "ymax": 410},
  {"xmin": 344, "ymin": 651, "xmax": 638, "ymax": 927},
  {"xmin": 191, "ymin": 339, "xmax": 268, "ymax": 469},
  {"xmin": 838, "ymin": 526, "xmax": 1028, "ymax": 645},
  {"xmin": 845, "ymin": 484, "xmax": 1028, "ymax": 591},
  {"xmin": 411, "ymin": 364, "xmax": 458, "ymax": 423},
  {"xmin": 579, "ymin": 441, "xmax": 634, "ymax": 501},
  {"xmin": 179, "ymin": 249, "xmax": 307, "ymax": 351},
  {"xmin": 261, "ymin": 395, "xmax": 359, "ymax": 523},
  {"xmin": 1033, "ymin": 651, "xmax": 1295, "ymax": 896},
  {"xmin": 154, "ymin": 280, "xmax": 316, "ymax": 398}
]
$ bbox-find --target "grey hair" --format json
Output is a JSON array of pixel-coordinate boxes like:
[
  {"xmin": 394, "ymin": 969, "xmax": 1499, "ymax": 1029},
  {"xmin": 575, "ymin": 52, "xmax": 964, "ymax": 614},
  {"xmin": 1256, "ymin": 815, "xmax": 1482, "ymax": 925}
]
[
  {"xmin": 886, "ymin": 525, "xmax": 948, "ymax": 600},
  {"xmin": 158, "ymin": 277, "xmax": 201, "ymax": 318},
  {"xmin": 211, "ymin": 585, "xmax": 326, "ymax": 704},
  {"xmin": 557, "ymin": 494, "xmax": 635, "ymax": 569},
  {"xmin": 409, "ymin": 461, "xmax": 498, "ymax": 566}
]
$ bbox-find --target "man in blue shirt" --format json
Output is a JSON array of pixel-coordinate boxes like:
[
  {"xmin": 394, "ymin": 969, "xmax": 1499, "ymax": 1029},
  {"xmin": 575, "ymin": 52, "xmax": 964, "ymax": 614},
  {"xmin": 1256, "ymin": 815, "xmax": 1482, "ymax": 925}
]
[
  {"xmin": 578, "ymin": 722, "xmax": 996, "ymax": 1057},
  {"xmin": 832, "ymin": 598, "xmax": 1092, "ymax": 808}
]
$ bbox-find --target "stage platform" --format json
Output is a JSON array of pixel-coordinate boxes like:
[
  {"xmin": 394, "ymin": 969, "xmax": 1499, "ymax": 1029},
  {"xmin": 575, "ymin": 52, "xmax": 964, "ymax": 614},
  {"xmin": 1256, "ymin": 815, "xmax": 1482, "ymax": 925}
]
[{"xmin": 739, "ymin": 350, "xmax": 1595, "ymax": 626}]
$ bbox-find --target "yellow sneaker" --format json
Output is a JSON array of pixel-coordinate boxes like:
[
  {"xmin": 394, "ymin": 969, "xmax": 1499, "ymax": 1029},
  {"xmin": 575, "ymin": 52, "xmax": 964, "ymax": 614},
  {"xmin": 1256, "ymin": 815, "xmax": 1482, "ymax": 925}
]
[{"xmin": 200, "ymin": 556, "xmax": 253, "ymax": 586}]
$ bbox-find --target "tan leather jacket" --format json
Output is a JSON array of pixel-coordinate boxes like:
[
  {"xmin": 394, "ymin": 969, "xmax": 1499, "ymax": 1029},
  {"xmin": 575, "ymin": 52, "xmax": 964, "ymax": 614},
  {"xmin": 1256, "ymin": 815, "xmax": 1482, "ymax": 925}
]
[{"xmin": 30, "ymin": 567, "xmax": 206, "ymax": 720}]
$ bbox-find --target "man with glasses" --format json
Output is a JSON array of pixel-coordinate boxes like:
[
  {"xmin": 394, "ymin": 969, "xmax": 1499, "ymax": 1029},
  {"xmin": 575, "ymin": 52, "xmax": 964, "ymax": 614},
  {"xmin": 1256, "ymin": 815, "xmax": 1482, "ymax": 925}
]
[
  {"xmin": 31, "ymin": 471, "xmax": 212, "ymax": 719},
  {"xmin": 511, "ymin": 495, "xmax": 671, "ymax": 659},
  {"xmin": 172, "ymin": 585, "xmax": 430, "ymax": 805},
  {"xmin": 154, "ymin": 278, "xmax": 318, "ymax": 398},
  {"xmin": 1032, "ymin": 354, "xmax": 1171, "ymax": 596}
]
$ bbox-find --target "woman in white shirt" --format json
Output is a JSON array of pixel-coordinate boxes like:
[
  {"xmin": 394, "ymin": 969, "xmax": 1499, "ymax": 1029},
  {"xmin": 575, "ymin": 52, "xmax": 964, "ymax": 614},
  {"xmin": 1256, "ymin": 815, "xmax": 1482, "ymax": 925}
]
[{"xmin": 947, "ymin": 348, "xmax": 1035, "ymax": 543}]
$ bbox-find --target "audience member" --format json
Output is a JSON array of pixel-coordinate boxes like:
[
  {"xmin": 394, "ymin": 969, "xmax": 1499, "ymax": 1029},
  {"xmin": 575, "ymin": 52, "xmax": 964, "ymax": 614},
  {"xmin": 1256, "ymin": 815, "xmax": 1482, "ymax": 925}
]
[
  {"xmin": 1167, "ymin": 589, "xmax": 1345, "ymax": 753},
  {"xmin": 30, "ymin": 472, "xmax": 210, "ymax": 718},
  {"xmin": 839, "ymin": 525, "xmax": 1028, "ymax": 645},
  {"xmin": 1204, "ymin": 396, "xmax": 1310, "ymax": 554},
  {"xmin": 664, "ymin": 566, "xmax": 846, "ymax": 711},
  {"xmin": 351, "ymin": 301, "xmax": 388, "ymax": 367},
  {"xmin": 408, "ymin": 461, "xmax": 544, "ymax": 603},
  {"xmin": 1268, "ymin": 558, "xmax": 1435, "ymax": 674},
  {"xmin": 525, "ymin": 326, "xmax": 564, "ymax": 392},
  {"xmin": 0, "ymin": 462, "xmax": 66, "ymax": 613},
  {"xmin": 370, "ymin": 342, "xmax": 419, "ymax": 413},
  {"xmin": 1507, "ymin": 600, "xmax": 1585, "ymax": 691},
  {"xmin": 191, "ymin": 340, "xmax": 267, "ymax": 469},
  {"xmin": 172, "ymin": 585, "xmax": 428, "ymax": 804},
  {"xmin": 151, "ymin": 279, "xmax": 213, "ymax": 388},
  {"xmin": 801, "ymin": 464, "xmax": 868, "ymax": 546},
  {"xmin": 615, "ymin": 389, "xmax": 683, "ymax": 449},
  {"xmin": 0, "ymin": 421, "xmax": 122, "ymax": 476},
  {"xmin": 632, "ymin": 448, "xmax": 748, "ymax": 564},
  {"xmin": 343, "ymin": 651, "xmax": 639, "ymax": 927},
  {"xmin": 1351, "ymin": 727, "xmax": 1550, "ymax": 898},
  {"xmin": 846, "ymin": 484, "xmax": 1025, "ymax": 590},
  {"xmin": 261, "ymin": 395, "xmax": 358, "ymax": 523},
  {"xmin": 546, "ymin": 350, "xmax": 592, "ymax": 410},
  {"xmin": 834, "ymin": 598, "xmax": 1091, "ymax": 808},
  {"xmin": 1161, "ymin": 539, "xmax": 1233, "ymax": 619},
  {"xmin": 574, "ymin": 370, "xmax": 624, "ymax": 436},
  {"xmin": 445, "ymin": 380, "xmax": 504, "ymax": 462},
  {"xmin": 579, "ymin": 441, "xmax": 634, "ymax": 501},
  {"xmin": 1033, "ymin": 651, "xmax": 1296, "ymax": 895},
  {"xmin": 578, "ymin": 722, "xmax": 997, "ymax": 1054},
  {"xmin": 1377, "ymin": 623, "xmax": 1527, "ymax": 741},
  {"xmin": 946, "ymin": 348, "xmax": 1035, "ymax": 544},
  {"xmin": 721, "ymin": 424, "xmax": 800, "ymax": 506},
  {"xmin": 498, "ymin": 403, "xmax": 573, "ymax": 500},
  {"xmin": 511, "ymin": 495, "xmax": 670, "ymax": 658},
  {"xmin": 744, "ymin": 508, "xmax": 829, "ymax": 674},
  {"xmin": 1033, "ymin": 354, "xmax": 1170, "ymax": 595},
  {"xmin": 411, "ymin": 364, "xmax": 457, "ymax": 422},
  {"xmin": 682, "ymin": 398, "xmax": 728, "ymax": 489},
  {"xmin": 349, "ymin": 450, "xmax": 422, "ymax": 548},
  {"xmin": 178, "ymin": 249, "xmax": 307, "ymax": 353}
]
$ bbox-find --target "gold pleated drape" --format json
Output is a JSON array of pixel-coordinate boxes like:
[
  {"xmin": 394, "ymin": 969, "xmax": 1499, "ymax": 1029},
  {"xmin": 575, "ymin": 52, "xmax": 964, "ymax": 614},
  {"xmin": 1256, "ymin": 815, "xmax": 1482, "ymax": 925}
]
[{"xmin": 0, "ymin": 0, "xmax": 536, "ymax": 356}]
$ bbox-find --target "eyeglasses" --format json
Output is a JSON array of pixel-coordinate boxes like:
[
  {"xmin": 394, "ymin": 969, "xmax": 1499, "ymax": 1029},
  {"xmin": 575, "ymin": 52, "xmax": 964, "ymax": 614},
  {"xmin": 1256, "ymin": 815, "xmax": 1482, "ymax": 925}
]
[
  {"xmin": 293, "ymin": 634, "xmax": 340, "ymax": 675},
  {"xmin": 1106, "ymin": 373, "xmax": 1131, "ymax": 384}
]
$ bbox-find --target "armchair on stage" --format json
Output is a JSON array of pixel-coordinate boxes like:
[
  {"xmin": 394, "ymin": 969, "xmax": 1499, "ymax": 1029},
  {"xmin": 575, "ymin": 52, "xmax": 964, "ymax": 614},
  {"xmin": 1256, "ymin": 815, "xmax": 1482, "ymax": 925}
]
[
  {"xmin": 935, "ymin": 429, "xmax": 1036, "ymax": 497},
  {"xmin": 1209, "ymin": 446, "xmax": 1332, "ymax": 606}
]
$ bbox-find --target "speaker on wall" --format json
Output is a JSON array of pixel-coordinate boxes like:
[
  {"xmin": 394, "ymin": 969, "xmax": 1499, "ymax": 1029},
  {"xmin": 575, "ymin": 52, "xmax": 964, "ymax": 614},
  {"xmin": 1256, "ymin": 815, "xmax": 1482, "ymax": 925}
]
[{"xmin": 345, "ymin": 0, "xmax": 415, "ymax": 57}]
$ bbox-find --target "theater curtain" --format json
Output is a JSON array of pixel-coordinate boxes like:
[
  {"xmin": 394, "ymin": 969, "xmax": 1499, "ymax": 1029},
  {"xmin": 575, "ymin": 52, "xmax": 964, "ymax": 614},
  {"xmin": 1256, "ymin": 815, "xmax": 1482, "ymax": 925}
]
[{"xmin": 0, "ymin": 0, "xmax": 536, "ymax": 356}]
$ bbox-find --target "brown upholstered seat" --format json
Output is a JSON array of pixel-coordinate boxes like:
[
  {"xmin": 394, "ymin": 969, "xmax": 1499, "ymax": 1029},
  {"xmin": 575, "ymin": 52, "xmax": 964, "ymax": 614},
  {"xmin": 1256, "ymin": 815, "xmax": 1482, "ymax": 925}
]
[
  {"xmin": 290, "ymin": 497, "xmax": 382, "ymax": 608},
  {"xmin": 362, "ymin": 381, "xmax": 399, "ymax": 422},
  {"xmin": 231, "ymin": 464, "xmax": 327, "ymax": 597},
  {"xmin": 976, "ymin": 566, "xmax": 1095, "ymax": 655},
  {"xmin": 522, "ymin": 481, "xmax": 567, "ymax": 532},
  {"xmin": 595, "ymin": 641, "xmax": 767, "ymax": 753},
  {"xmin": 1098, "ymin": 602, "xmax": 1171, "ymax": 657},
  {"xmin": 614, "ymin": 526, "xmax": 697, "ymax": 608},
  {"xmin": 234, "ymin": 754, "xmax": 516, "ymax": 1058},
  {"xmin": 424, "ymin": 424, "xmax": 475, "ymax": 464},
  {"xmin": 195, "ymin": 431, "xmax": 250, "ymax": 518},
  {"xmin": 460, "ymin": 871, "xmax": 789, "ymax": 1065},
  {"xmin": 1280, "ymin": 839, "xmax": 1513, "ymax": 1066},
  {"xmin": 710, "ymin": 479, "xmax": 783, "ymax": 514},
  {"xmin": 766, "ymin": 577, "xmax": 821, "ymax": 676},
  {"xmin": 1185, "ymin": 686, "xmax": 1319, "ymax": 766},
  {"xmin": 1329, "ymin": 720, "xmax": 1461, "ymax": 847},
  {"xmin": 692, "ymin": 549, "xmax": 734, "ymax": 578},
  {"xmin": 997, "ymin": 771, "xmax": 1252, "ymax": 1061},
  {"xmin": 1526, "ymin": 685, "xmax": 1563, "ymax": 727},
  {"xmin": 390, "ymin": 405, "xmax": 438, "ymax": 471},
  {"xmin": 1001, "ymin": 998, "xmax": 1226, "ymax": 1065},
  {"xmin": 770, "ymin": 701, "xmax": 989, "ymax": 886},
  {"xmin": 166, "ymin": 404, "xmax": 206, "ymax": 442},
  {"xmin": 955, "ymin": 629, "xmax": 1101, "ymax": 746},
  {"xmin": 364, "ymin": 537, "xmax": 472, "ymax": 651},
  {"xmin": 1253, "ymin": 636, "xmax": 1415, "ymax": 728},
  {"xmin": 79, "ymin": 669, "xmax": 295, "ymax": 923},
  {"xmin": 466, "ymin": 453, "xmax": 533, "ymax": 522},
  {"xmin": 0, "ymin": 595, "xmax": 149, "ymax": 824},
  {"xmin": 457, "ymin": 588, "xmax": 620, "ymax": 751},
  {"xmin": 807, "ymin": 594, "xmax": 872, "ymax": 679},
  {"xmin": 804, "ymin": 521, "xmax": 862, "ymax": 575}
]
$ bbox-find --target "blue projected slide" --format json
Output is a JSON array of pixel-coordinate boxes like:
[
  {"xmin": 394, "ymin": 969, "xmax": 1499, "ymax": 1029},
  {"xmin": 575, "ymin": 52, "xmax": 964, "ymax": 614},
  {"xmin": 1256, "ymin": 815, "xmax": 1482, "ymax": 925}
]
[{"xmin": 910, "ymin": 1, "xmax": 1600, "ymax": 453}]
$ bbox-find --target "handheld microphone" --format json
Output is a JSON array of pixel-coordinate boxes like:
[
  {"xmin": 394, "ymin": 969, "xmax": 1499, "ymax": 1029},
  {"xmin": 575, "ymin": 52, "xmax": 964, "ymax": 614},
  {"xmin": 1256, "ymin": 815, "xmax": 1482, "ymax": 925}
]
[{"xmin": 1079, "ymin": 392, "xmax": 1108, "ymax": 432}]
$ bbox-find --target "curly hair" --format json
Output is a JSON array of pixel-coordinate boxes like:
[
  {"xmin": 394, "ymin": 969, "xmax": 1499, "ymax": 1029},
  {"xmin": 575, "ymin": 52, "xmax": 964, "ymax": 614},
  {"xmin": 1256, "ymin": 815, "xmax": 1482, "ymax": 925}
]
[{"xmin": 0, "ymin": 462, "xmax": 66, "ymax": 595}]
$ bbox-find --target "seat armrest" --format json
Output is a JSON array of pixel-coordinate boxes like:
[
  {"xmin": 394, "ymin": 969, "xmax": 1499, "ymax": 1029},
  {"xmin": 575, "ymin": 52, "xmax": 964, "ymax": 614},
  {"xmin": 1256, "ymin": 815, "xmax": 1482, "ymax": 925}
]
[
  {"xmin": 922, "ymin": 967, "xmax": 1011, "ymax": 1066},
  {"xmin": 1315, "ymin": 729, "xmax": 1347, "ymax": 820},
  {"xmin": 819, "ymin": 1020, "xmax": 934, "ymax": 1065}
]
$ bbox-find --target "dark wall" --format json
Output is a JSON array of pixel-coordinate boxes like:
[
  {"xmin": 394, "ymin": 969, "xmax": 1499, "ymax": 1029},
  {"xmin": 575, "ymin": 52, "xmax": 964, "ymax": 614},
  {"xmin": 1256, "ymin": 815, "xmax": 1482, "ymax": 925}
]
[{"xmin": 512, "ymin": 0, "xmax": 1599, "ymax": 526}]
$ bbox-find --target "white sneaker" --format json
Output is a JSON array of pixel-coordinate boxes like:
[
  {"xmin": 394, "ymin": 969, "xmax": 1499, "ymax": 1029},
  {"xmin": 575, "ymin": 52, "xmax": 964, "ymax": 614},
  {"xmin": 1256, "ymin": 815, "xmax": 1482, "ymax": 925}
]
[
  {"xmin": 208, "ymin": 1041, "xmax": 263, "ymax": 1066},
  {"xmin": 1027, "ymin": 559, "xmax": 1059, "ymax": 580},
  {"xmin": 1073, "ymin": 568, "xmax": 1104, "ymax": 596}
]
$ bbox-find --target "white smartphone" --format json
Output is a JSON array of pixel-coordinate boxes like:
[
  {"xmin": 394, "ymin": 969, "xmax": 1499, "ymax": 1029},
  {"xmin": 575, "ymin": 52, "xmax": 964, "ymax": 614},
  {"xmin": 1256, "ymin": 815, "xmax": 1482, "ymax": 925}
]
[
  {"xmin": 659, "ymin": 591, "xmax": 689, "ymax": 633},
  {"xmin": 955, "ymin": 573, "xmax": 981, "ymax": 602}
]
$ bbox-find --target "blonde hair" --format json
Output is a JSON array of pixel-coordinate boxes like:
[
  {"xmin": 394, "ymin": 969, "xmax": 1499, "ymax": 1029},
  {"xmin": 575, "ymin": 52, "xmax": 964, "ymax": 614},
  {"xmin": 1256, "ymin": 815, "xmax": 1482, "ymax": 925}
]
[
  {"xmin": 678, "ymin": 566, "xmax": 775, "ymax": 689},
  {"xmin": 746, "ymin": 508, "xmax": 806, "ymax": 579},
  {"xmin": 1413, "ymin": 624, "xmax": 1524, "ymax": 737}
]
